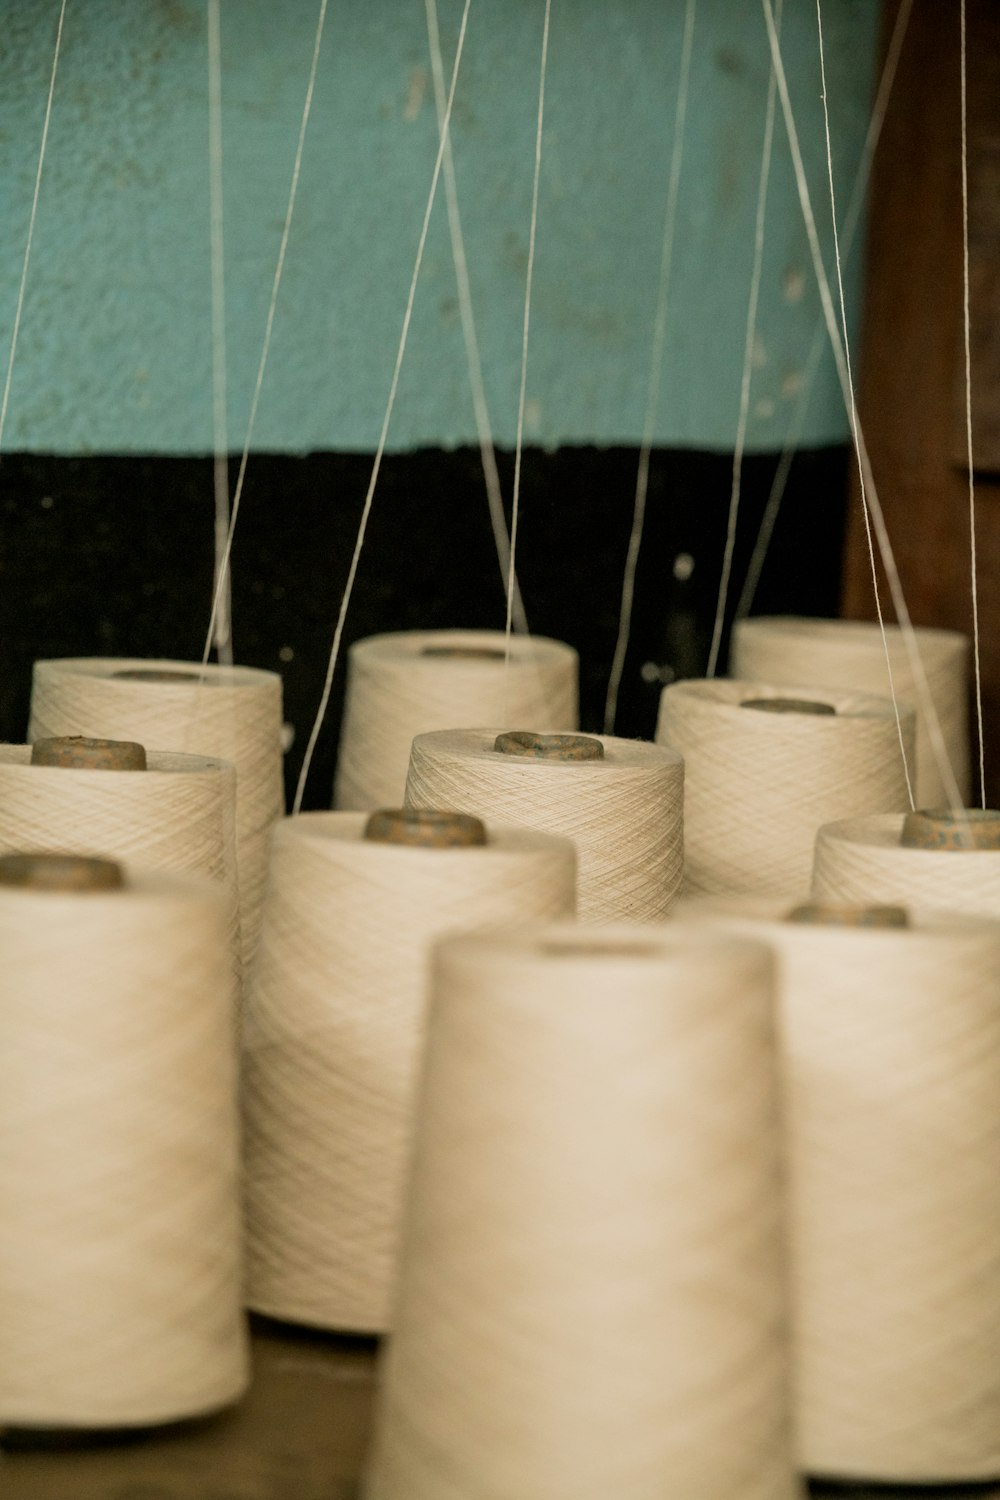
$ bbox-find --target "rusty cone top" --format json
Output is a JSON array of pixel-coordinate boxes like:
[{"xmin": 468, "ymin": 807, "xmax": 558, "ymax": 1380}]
[
  {"xmin": 0, "ymin": 851, "xmax": 124, "ymax": 893},
  {"xmin": 364, "ymin": 808, "xmax": 487, "ymax": 849},
  {"xmin": 493, "ymin": 731, "xmax": 605, "ymax": 762},
  {"xmin": 111, "ymin": 669, "xmax": 210, "ymax": 684},
  {"xmin": 420, "ymin": 646, "xmax": 507, "ymax": 662},
  {"xmin": 901, "ymin": 808, "xmax": 1000, "ymax": 852},
  {"xmin": 540, "ymin": 937, "xmax": 669, "ymax": 960},
  {"xmin": 30, "ymin": 736, "xmax": 147, "ymax": 772},
  {"xmin": 787, "ymin": 901, "xmax": 910, "ymax": 930},
  {"xmin": 741, "ymin": 698, "xmax": 837, "ymax": 717}
]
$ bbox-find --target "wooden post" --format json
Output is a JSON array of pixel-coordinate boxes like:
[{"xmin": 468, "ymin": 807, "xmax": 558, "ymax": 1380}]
[{"xmin": 842, "ymin": 0, "xmax": 1000, "ymax": 801}]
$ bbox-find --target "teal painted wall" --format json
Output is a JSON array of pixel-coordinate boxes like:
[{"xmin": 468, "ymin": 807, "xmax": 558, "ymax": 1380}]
[{"xmin": 0, "ymin": 0, "xmax": 879, "ymax": 456}]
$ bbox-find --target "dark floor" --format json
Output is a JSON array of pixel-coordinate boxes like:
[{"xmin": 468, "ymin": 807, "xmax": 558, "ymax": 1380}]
[{"xmin": 2, "ymin": 1317, "xmax": 998, "ymax": 1500}]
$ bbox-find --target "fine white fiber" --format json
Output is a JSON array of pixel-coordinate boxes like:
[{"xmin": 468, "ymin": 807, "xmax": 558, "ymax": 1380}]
[
  {"xmin": 292, "ymin": 0, "xmax": 472, "ymax": 816},
  {"xmin": 242, "ymin": 811, "xmax": 576, "ymax": 1333},
  {"xmin": 0, "ymin": 742, "xmax": 241, "ymax": 998},
  {"xmin": 28, "ymin": 657, "xmax": 284, "ymax": 967},
  {"xmin": 657, "ymin": 676, "xmax": 915, "ymax": 899},
  {"xmin": 0, "ymin": 865, "xmax": 247, "ymax": 1427},
  {"xmin": 334, "ymin": 629, "xmax": 578, "ymax": 811},
  {"xmin": 202, "ymin": 0, "xmax": 330, "ymax": 668},
  {"xmin": 673, "ymin": 894, "xmax": 1000, "ymax": 1482},
  {"xmin": 731, "ymin": 616, "xmax": 970, "ymax": 807},
  {"xmin": 813, "ymin": 811, "xmax": 1000, "ymax": 920},
  {"xmin": 405, "ymin": 728, "xmax": 683, "ymax": 921},
  {"xmin": 365, "ymin": 922, "xmax": 800, "ymax": 1500}
]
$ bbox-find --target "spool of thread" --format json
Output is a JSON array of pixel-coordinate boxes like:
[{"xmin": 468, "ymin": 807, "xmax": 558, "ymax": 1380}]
[
  {"xmin": 0, "ymin": 740, "xmax": 241, "ymax": 996},
  {"xmin": 28, "ymin": 657, "xmax": 284, "ymax": 966},
  {"xmin": 670, "ymin": 894, "xmax": 1000, "ymax": 1482},
  {"xmin": 405, "ymin": 729, "xmax": 683, "ymax": 920},
  {"xmin": 365, "ymin": 924, "xmax": 799, "ymax": 1500},
  {"xmin": 731, "ymin": 616, "xmax": 970, "ymax": 806},
  {"xmin": 656, "ymin": 679, "xmax": 915, "ymax": 900},
  {"xmin": 242, "ymin": 809, "xmax": 576, "ymax": 1333},
  {"xmin": 334, "ymin": 629, "xmax": 579, "ymax": 811},
  {"xmin": 0, "ymin": 854, "xmax": 247, "ymax": 1428},
  {"xmin": 813, "ymin": 807, "xmax": 1000, "ymax": 918}
]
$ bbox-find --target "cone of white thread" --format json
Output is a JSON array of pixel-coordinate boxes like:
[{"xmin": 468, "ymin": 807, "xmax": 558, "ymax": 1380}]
[
  {"xmin": 672, "ymin": 894, "xmax": 1000, "ymax": 1482},
  {"xmin": 405, "ymin": 729, "xmax": 683, "ymax": 920},
  {"xmin": 656, "ymin": 679, "xmax": 914, "ymax": 900},
  {"xmin": 0, "ymin": 743, "xmax": 241, "ymax": 998},
  {"xmin": 0, "ymin": 861, "xmax": 247, "ymax": 1428},
  {"xmin": 334, "ymin": 629, "xmax": 579, "ymax": 811},
  {"xmin": 731, "ymin": 616, "xmax": 969, "ymax": 806},
  {"xmin": 28, "ymin": 657, "xmax": 284, "ymax": 967},
  {"xmin": 813, "ymin": 809, "xmax": 1000, "ymax": 918},
  {"xmin": 365, "ymin": 923, "xmax": 799, "ymax": 1500},
  {"xmin": 242, "ymin": 810, "xmax": 576, "ymax": 1333}
]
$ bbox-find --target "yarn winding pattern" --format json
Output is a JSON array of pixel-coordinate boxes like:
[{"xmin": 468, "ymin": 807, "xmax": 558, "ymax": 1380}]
[
  {"xmin": 242, "ymin": 814, "xmax": 576, "ymax": 1332},
  {"xmin": 0, "ymin": 744, "xmax": 241, "ymax": 996},
  {"xmin": 657, "ymin": 678, "xmax": 914, "ymax": 900},
  {"xmin": 29, "ymin": 657, "xmax": 284, "ymax": 967},
  {"xmin": 366, "ymin": 927, "xmax": 800, "ymax": 1500},
  {"xmin": 335, "ymin": 630, "xmax": 579, "ymax": 811},
  {"xmin": 732, "ymin": 617, "xmax": 970, "ymax": 806},
  {"xmin": 672, "ymin": 899, "xmax": 1000, "ymax": 1481},
  {"xmin": 813, "ymin": 813, "xmax": 1000, "ymax": 920},
  {"xmin": 404, "ymin": 730, "xmax": 683, "ymax": 922},
  {"xmin": 0, "ymin": 874, "xmax": 247, "ymax": 1427}
]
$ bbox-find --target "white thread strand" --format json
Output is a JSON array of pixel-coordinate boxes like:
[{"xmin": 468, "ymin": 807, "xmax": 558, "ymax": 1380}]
[
  {"xmin": 0, "ymin": 744, "xmax": 241, "ymax": 996},
  {"xmin": 293, "ymin": 0, "xmax": 472, "ymax": 816},
  {"xmin": 960, "ymin": 0, "xmax": 985, "ymax": 806},
  {"xmin": 604, "ymin": 0, "xmax": 696, "ymax": 734},
  {"xmin": 28, "ymin": 658, "xmax": 284, "ymax": 968},
  {"xmin": 207, "ymin": 0, "xmax": 232, "ymax": 665},
  {"xmin": 731, "ymin": 617, "xmax": 971, "ymax": 808},
  {"xmin": 405, "ymin": 729, "xmax": 684, "ymax": 921},
  {"xmin": 0, "ymin": 870, "xmax": 246, "ymax": 1427},
  {"xmin": 762, "ymin": 0, "xmax": 961, "ymax": 813},
  {"xmin": 0, "ymin": 0, "xmax": 67, "ymax": 459},
  {"xmin": 504, "ymin": 0, "xmax": 551, "ymax": 667},
  {"xmin": 736, "ymin": 0, "xmax": 914, "ymax": 623},
  {"xmin": 424, "ymin": 0, "xmax": 528, "ymax": 635},
  {"xmin": 813, "ymin": 813, "xmax": 1000, "ymax": 920},
  {"xmin": 202, "ymin": 0, "xmax": 330, "ymax": 668},
  {"xmin": 333, "ymin": 629, "xmax": 578, "ymax": 811},
  {"xmin": 675, "ymin": 898, "xmax": 1000, "ymax": 1482},
  {"xmin": 814, "ymin": 0, "xmax": 913, "ymax": 810},
  {"xmin": 366, "ymin": 924, "xmax": 800, "ymax": 1500},
  {"xmin": 242, "ymin": 813, "xmax": 575, "ymax": 1333},
  {"xmin": 657, "ymin": 678, "xmax": 915, "ymax": 900},
  {"xmin": 706, "ymin": 0, "xmax": 781, "ymax": 679}
]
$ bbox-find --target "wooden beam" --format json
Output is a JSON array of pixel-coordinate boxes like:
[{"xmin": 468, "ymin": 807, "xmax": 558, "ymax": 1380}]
[{"xmin": 842, "ymin": 0, "xmax": 1000, "ymax": 801}]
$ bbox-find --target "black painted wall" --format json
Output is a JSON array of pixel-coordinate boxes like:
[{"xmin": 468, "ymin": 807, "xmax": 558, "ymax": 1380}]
[{"xmin": 0, "ymin": 445, "xmax": 848, "ymax": 808}]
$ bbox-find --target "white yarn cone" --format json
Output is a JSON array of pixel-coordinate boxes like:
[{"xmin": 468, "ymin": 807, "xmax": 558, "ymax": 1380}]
[
  {"xmin": 672, "ymin": 895, "xmax": 1000, "ymax": 1482},
  {"xmin": 731, "ymin": 616, "xmax": 969, "ymax": 806},
  {"xmin": 405, "ymin": 729, "xmax": 683, "ymax": 920},
  {"xmin": 0, "ymin": 860, "xmax": 247, "ymax": 1428},
  {"xmin": 813, "ymin": 810, "xmax": 1000, "ymax": 919},
  {"xmin": 656, "ymin": 678, "xmax": 915, "ymax": 900},
  {"xmin": 242, "ymin": 811, "xmax": 576, "ymax": 1333},
  {"xmin": 0, "ymin": 743, "xmax": 241, "ymax": 997},
  {"xmin": 29, "ymin": 657, "xmax": 284, "ymax": 967},
  {"xmin": 366, "ymin": 923, "xmax": 800, "ymax": 1500},
  {"xmin": 334, "ymin": 629, "xmax": 579, "ymax": 810}
]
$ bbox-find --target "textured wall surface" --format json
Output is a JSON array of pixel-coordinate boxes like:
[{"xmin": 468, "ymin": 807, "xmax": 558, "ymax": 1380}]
[{"xmin": 0, "ymin": 0, "xmax": 878, "ymax": 455}]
